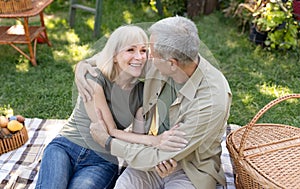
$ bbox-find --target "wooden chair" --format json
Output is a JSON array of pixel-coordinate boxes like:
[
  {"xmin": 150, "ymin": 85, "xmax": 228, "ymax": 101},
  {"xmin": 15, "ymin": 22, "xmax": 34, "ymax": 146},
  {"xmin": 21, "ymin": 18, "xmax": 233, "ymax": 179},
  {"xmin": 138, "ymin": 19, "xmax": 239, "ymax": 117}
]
[
  {"xmin": 0, "ymin": 0, "xmax": 53, "ymax": 66},
  {"xmin": 69, "ymin": 0, "xmax": 103, "ymax": 37}
]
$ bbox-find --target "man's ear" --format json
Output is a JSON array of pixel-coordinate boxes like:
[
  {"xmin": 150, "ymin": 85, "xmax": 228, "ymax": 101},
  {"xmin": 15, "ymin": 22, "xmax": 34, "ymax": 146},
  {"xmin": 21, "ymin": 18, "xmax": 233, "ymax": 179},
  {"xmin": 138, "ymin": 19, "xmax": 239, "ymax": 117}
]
[{"xmin": 169, "ymin": 58, "xmax": 178, "ymax": 71}]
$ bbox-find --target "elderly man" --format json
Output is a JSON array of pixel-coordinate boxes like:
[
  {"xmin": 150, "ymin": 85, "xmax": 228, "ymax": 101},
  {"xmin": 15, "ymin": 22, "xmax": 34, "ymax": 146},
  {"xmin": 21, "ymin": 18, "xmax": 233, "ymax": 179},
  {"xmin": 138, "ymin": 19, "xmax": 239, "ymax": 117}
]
[{"xmin": 76, "ymin": 16, "xmax": 232, "ymax": 189}]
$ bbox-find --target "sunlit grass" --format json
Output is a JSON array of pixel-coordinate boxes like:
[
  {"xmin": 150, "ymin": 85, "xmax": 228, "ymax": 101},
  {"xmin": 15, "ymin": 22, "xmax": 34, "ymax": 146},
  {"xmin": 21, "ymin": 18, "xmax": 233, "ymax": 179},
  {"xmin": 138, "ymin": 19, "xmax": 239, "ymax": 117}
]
[
  {"xmin": 86, "ymin": 18, "xmax": 95, "ymax": 30},
  {"xmin": 225, "ymin": 40, "xmax": 239, "ymax": 48},
  {"xmin": 259, "ymin": 82, "xmax": 293, "ymax": 98},
  {"xmin": 123, "ymin": 11, "xmax": 133, "ymax": 24},
  {"xmin": 52, "ymin": 43, "xmax": 90, "ymax": 63},
  {"xmin": 241, "ymin": 94, "xmax": 255, "ymax": 105},
  {"xmin": 15, "ymin": 62, "xmax": 30, "ymax": 72}
]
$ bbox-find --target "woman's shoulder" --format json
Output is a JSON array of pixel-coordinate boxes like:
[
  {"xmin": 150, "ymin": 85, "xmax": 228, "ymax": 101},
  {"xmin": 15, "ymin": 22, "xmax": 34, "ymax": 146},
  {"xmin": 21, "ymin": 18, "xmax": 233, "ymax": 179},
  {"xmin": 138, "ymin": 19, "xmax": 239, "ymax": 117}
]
[
  {"xmin": 86, "ymin": 68, "xmax": 110, "ymax": 87},
  {"xmin": 86, "ymin": 68, "xmax": 104, "ymax": 79}
]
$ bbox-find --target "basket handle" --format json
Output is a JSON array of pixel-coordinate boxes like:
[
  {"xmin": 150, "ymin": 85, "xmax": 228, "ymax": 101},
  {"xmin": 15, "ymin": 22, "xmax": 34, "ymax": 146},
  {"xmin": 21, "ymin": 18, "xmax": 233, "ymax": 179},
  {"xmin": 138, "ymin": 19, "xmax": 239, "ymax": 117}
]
[{"xmin": 238, "ymin": 93, "xmax": 300, "ymax": 156}]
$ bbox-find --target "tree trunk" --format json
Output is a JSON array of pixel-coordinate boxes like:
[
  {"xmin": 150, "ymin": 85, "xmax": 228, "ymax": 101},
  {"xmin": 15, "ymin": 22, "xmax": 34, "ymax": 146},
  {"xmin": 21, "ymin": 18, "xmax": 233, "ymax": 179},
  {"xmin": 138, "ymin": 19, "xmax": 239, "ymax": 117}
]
[
  {"xmin": 204, "ymin": 0, "xmax": 218, "ymax": 14},
  {"xmin": 187, "ymin": 0, "xmax": 218, "ymax": 18}
]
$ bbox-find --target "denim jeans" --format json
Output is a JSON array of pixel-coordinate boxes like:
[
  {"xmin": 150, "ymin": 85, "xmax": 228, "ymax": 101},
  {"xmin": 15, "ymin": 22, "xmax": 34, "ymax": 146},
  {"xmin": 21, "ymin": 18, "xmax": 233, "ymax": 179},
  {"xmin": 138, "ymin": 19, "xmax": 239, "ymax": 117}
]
[{"xmin": 35, "ymin": 135, "xmax": 119, "ymax": 189}]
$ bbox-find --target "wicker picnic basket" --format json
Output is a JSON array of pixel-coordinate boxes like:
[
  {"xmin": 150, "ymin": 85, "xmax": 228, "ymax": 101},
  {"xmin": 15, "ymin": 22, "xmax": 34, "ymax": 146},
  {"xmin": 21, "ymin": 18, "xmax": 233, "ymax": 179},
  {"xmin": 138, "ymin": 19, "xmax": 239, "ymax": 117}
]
[
  {"xmin": 226, "ymin": 94, "xmax": 300, "ymax": 189},
  {"xmin": 0, "ymin": 125, "xmax": 28, "ymax": 155},
  {"xmin": 0, "ymin": 0, "xmax": 33, "ymax": 14}
]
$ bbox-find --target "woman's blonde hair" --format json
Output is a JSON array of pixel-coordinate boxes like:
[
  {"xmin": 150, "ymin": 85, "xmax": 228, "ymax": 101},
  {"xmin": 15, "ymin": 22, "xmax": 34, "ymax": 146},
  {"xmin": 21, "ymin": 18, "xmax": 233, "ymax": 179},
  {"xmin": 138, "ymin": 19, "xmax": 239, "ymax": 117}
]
[{"xmin": 95, "ymin": 25, "xmax": 148, "ymax": 81}]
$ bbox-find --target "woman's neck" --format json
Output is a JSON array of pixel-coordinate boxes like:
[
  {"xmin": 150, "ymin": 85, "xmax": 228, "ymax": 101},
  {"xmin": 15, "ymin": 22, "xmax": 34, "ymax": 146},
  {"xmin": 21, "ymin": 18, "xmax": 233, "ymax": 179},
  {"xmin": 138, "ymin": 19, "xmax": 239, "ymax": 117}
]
[{"xmin": 115, "ymin": 72, "xmax": 136, "ymax": 90}]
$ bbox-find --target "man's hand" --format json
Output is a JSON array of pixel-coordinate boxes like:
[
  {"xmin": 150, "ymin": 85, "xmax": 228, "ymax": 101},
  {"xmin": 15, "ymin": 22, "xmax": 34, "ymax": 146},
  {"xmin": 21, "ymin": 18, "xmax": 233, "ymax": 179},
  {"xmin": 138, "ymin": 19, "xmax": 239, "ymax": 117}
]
[
  {"xmin": 155, "ymin": 125, "xmax": 188, "ymax": 151},
  {"xmin": 90, "ymin": 109, "xmax": 110, "ymax": 147},
  {"xmin": 75, "ymin": 60, "xmax": 98, "ymax": 102},
  {"xmin": 155, "ymin": 159, "xmax": 177, "ymax": 178}
]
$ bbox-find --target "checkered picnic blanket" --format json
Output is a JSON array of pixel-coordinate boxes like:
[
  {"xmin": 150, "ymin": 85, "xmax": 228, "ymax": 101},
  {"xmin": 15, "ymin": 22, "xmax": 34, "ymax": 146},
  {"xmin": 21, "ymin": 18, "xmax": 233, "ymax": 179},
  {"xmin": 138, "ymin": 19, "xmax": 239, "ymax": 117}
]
[
  {"xmin": 0, "ymin": 118, "xmax": 238, "ymax": 189},
  {"xmin": 0, "ymin": 119, "xmax": 66, "ymax": 189}
]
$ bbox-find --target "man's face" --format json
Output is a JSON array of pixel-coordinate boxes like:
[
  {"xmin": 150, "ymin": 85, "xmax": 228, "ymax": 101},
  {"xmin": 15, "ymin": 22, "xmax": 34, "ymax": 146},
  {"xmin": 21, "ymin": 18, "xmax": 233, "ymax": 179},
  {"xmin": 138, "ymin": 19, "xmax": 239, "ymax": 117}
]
[{"xmin": 149, "ymin": 35, "xmax": 173, "ymax": 76}]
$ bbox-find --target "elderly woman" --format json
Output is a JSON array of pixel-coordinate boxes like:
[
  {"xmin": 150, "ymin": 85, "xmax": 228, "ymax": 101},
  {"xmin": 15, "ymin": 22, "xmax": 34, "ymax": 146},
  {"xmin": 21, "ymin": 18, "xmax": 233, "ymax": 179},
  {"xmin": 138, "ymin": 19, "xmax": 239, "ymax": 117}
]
[{"xmin": 36, "ymin": 25, "xmax": 185, "ymax": 189}]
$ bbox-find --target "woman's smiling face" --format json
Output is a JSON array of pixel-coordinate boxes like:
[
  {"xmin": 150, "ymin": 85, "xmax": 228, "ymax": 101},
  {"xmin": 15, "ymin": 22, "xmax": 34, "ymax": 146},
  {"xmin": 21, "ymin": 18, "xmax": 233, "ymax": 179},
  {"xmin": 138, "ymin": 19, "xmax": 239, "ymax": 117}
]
[{"xmin": 114, "ymin": 43, "xmax": 147, "ymax": 78}]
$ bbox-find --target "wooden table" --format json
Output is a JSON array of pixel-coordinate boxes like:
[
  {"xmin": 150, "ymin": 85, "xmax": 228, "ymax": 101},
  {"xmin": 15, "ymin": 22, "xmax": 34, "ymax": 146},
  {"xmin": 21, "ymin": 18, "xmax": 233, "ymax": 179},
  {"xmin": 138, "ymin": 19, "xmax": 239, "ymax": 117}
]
[{"xmin": 0, "ymin": 0, "xmax": 53, "ymax": 66}]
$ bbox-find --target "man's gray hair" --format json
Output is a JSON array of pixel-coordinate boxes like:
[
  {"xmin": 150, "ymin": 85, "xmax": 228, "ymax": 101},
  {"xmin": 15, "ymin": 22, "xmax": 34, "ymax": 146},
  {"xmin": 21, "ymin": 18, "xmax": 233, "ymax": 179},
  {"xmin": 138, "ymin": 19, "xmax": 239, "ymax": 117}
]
[{"xmin": 149, "ymin": 16, "xmax": 200, "ymax": 64}]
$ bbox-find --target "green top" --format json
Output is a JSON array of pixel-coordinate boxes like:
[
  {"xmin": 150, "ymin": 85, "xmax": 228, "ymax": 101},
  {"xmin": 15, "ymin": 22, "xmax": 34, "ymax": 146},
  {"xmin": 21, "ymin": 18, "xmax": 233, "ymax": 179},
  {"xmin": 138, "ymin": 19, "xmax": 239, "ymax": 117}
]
[
  {"xmin": 157, "ymin": 78, "xmax": 183, "ymax": 134},
  {"xmin": 60, "ymin": 68, "xmax": 143, "ymax": 161}
]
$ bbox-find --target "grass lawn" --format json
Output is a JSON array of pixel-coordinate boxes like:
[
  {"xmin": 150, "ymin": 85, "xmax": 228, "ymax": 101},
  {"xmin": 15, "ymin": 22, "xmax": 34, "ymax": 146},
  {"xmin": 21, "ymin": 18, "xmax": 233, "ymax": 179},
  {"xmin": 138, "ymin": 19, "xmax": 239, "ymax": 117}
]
[{"xmin": 0, "ymin": 0, "xmax": 299, "ymax": 127}]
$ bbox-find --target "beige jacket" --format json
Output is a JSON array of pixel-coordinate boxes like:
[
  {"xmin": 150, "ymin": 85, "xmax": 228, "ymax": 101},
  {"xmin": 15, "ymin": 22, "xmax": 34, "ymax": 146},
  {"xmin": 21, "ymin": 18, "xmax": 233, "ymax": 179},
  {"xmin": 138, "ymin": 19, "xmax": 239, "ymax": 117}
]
[{"xmin": 111, "ymin": 56, "xmax": 232, "ymax": 188}]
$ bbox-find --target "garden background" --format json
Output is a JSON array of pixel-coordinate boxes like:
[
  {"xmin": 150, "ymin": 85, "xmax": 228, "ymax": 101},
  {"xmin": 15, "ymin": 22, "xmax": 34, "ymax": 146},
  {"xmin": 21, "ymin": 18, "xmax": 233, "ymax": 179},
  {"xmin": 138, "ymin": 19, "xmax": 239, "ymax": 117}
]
[{"xmin": 0, "ymin": 0, "xmax": 299, "ymax": 127}]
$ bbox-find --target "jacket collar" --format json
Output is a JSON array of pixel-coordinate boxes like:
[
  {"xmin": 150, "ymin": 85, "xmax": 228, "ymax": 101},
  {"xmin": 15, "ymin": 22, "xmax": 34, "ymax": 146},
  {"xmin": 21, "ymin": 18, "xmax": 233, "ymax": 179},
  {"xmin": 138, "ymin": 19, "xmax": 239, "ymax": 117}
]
[{"xmin": 176, "ymin": 55, "xmax": 204, "ymax": 101}]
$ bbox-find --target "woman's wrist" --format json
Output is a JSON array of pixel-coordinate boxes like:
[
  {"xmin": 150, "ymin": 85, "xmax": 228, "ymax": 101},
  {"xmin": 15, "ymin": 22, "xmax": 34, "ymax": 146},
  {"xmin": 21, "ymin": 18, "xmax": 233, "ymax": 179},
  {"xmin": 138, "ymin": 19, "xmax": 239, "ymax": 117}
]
[
  {"xmin": 105, "ymin": 136, "xmax": 115, "ymax": 152},
  {"xmin": 109, "ymin": 128, "xmax": 118, "ymax": 138}
]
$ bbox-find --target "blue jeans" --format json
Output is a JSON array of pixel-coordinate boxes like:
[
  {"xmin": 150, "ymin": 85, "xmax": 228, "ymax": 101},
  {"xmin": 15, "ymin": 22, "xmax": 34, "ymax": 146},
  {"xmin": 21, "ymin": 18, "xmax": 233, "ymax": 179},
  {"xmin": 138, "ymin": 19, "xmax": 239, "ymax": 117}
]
[{"xmin": 35, "ymin": 135, "xmax": 119, "ymax": 189}]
